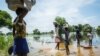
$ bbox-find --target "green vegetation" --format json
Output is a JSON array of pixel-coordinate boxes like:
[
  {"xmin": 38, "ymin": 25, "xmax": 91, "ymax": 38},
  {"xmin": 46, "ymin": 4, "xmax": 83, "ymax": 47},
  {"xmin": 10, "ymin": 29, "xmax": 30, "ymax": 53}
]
[
  {"xmin": 0, "ymin": 9, "xmax": 100, "ymax": 56},
  {"xmin": 0, "ymin": 10, "xmax": 12, "ymax": 56},
  {"xmin": 33, "ymin": 28, "xmax": 54, "ymax": 35},
  {"xmin": 33, "ymin": 29, "xmax": 41, "ymax": 35},
  {"xmin": 0, "ymin": 10, "xmax": 12, "ymax": 29},
  {"xmin": 0, "ymin": 35, "xmax": 13, "ymax": 56},
  {"xmin": 96, "ymin": 26, "xmax": 100, "ymax": 33},
  {"xmin": 96, "ymin": 26, "xmax": 100, "ymax": 37},
  {"xmin": 54, "ymin": 16, "xmax": 100, "ymax": 42},
  {"xmin": 55, "ymin": 16, "xmax": 68, "ymax": 26}
]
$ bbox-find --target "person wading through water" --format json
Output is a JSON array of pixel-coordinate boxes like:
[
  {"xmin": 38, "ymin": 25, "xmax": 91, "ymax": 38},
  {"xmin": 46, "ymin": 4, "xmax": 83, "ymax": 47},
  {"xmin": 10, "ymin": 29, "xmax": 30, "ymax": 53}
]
[
  {"xmin": 87, "ymin": 30, "xmax": 93, "ymax": 46},
  {"xmin": 13, "ymin": 13, "xmax": 28, "ymax": 56},
  {"xmin": 75, "ymin": 26, "xmax": 82, "ymax": 47},
  {"xmin": 59, "ymin": 25, "xmax": 70, "ymax": 55},
  {"xmin": 53, "ymin": 22, "xmax": 61, "ymax": 50},
  {"xmin": 63, "ymin": 26, "xmax": 70, "ymax": 55},
  {"xmin": 6, "ymin": 0, "xmax": 36, "ymax": 56}
]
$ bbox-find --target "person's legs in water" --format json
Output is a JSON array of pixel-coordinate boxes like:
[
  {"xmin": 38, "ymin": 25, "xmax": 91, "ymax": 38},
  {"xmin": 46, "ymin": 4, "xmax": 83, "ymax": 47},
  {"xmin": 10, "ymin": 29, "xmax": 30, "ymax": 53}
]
[
  {"xmin": 65, "ymin": 41, "xmax": 70, "ymax": 55},
  {"xmin": 55, "ymin": 42, "xmax": 59, "ymax": 50},
  {"xmin": 77, "ymin": 35, "xmax": 80, "ymax": 47},
  {"xmin": 77, "ymin": 38, "xmax": 80, "ymax": 47},
  {"xmin": 89, "ymin": 39, "xmax": 92, "ymax": 46},
  {"xmin": 66, "ymin": 45, "xmax": 70, "ymax": 55}
]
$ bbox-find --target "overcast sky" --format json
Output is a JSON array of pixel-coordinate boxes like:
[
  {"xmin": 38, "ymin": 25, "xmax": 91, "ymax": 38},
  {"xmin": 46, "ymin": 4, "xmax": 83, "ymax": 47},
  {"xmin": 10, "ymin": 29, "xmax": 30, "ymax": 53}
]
[{"xmin": 0, "ymin": 0, "xmax": 100, "ymax": 33}]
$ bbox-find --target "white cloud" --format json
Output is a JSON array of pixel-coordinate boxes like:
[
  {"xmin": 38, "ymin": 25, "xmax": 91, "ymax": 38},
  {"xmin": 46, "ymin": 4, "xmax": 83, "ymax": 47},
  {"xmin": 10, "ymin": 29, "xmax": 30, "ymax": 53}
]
[
  {"xmin": 23, "ymin": 0, "xmax": 97, "ymax": 33},
  {"xmin": 0, "ymin": 0, "xmax": 97, "ymax": 33}
]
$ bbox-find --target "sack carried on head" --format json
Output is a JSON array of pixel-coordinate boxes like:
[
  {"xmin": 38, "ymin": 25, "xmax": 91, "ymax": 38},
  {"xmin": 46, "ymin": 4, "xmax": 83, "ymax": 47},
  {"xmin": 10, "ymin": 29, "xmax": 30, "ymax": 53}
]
[
  {"xmin": 6, "ymin": 0, "xmax": 36, "ymax": 11},
  {"xmin": 6, "ymin": 0, "xmax": 24, "ymax": 11}
]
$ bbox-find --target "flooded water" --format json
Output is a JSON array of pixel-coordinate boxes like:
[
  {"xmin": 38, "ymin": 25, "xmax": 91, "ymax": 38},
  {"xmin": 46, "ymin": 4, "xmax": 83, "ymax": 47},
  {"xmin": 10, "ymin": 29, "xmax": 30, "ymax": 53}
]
[{"xmin": 26, "ymin": 33, "xmax": 100, "ymax": 56}]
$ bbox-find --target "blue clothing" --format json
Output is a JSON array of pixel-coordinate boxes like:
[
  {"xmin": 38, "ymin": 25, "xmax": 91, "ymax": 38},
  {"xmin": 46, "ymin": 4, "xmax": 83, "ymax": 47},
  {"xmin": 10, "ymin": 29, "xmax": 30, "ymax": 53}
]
[{"xmin": 14, "ymin": 37, "xmax": 29, "ymax": 54}]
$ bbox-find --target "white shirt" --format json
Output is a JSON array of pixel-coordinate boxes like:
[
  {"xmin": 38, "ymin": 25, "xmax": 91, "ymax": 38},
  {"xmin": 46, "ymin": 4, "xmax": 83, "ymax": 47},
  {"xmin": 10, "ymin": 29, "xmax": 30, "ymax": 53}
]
[{"xmin": 87, "ymin": 33, "xmax": 93, "ymax": 40}]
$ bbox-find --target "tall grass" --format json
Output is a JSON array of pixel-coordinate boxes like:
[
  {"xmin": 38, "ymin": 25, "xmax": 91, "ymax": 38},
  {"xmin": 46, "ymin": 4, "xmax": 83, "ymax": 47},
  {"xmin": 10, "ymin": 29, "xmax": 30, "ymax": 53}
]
[{"xmin": 0, "ymin": 35, "xmax": 13, "ymax": 56}]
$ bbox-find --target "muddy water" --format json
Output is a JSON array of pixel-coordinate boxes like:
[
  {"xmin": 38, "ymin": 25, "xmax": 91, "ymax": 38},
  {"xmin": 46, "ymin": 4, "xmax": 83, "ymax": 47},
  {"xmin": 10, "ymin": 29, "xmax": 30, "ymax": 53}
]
[{"xmin": 26, "ymin": 34, "xmax": 100, "ymax": 56}]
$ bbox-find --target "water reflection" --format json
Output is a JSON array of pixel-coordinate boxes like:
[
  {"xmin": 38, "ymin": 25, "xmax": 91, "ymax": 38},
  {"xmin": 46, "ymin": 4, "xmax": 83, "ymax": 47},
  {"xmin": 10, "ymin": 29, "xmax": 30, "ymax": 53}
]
[
  {"xmin": 88, "ymin": 48, "xmax": 95, "ymax": 56},
  {"xmin": 77, "ymin": 47, "xmax": 84, "ymax": 56},
  {"xmin": 26, "ymin": 33, "xmax": 100, "ymax": 56},
  {"xmin": 33, "ymin": 35, "xmax": 40, "ymax": 41},
  {"xmin": 31, "ymin": 32, "xmax": 100, "ymax": 48}
]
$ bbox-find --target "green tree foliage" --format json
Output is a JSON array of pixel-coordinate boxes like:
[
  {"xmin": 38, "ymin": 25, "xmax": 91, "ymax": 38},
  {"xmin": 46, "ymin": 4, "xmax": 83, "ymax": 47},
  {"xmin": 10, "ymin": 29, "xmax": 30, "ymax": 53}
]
[
  {"xmin": 0, "ymin": 31, "xmax": 5, "ymax": 35},
  {"xmin": 0, "ymin": 36, "xmax": 6, "ymax": 49},
  {"xmin": 54, "ymin": 16, "xmax": 69, "ymax": 41},
  {"xmin": 0, "ymin": 10, "xmax": 12, "ymax": 29},
  {"xmin": 33, "ymin": 29, "xmax": 41, "ymax": 35},
  {"xmin": 68, "ymin": 25, "xmax": 74, "ymax": 32},
  {"xmin": 55, "ymin": 16, "xmax": 68, "ymax": 26},
  {"xmin": 78, "ymin": 24, "xmax": 83, "ymax": 31},
  {"xmin": 96, "ymin": 26, "xmax": 100, "ymax": 32},
  {"xmin": 96, "ymin": 26, "xmax": 100, "ymax": 36},
  {"xmin": 83, "ymin": 24, "xmax": 92, "ymax": 32},
  {"xmin": 49, "ymin": 30, "xmax": 54, "ymax": 34}
]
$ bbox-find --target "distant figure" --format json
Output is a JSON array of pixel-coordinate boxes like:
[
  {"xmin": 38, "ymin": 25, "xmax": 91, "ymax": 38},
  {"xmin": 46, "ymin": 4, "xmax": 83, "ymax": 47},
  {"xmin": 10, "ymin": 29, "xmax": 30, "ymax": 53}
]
[
  {"xmin": 75, "ymin": 26, "xmax": 81, "ymax": 46},
  {"xmin": 58, "ymin": 24, "xmax": 70, "ymax": 55},
  {"xmin": 53, "ymin": 22, "xmax": 60, "ymax": 50},
  {"xmin": 87, "ymin": 31, "xmax": 93, "ymax": 46},
  {"xmin": 64, "ymin": 26, "xmax": 70, "ymax": 55}
]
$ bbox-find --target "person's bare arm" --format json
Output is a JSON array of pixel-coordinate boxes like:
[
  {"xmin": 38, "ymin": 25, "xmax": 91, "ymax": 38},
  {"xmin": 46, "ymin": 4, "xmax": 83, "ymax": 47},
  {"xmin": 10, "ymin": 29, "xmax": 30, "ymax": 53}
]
[
  {"xmin": 13, "ymin": 24, "xmax": 15, "ymax": 38},
  {"xmin": 25, "ymin": 21, "xmax": 27, "ymax": 35}
]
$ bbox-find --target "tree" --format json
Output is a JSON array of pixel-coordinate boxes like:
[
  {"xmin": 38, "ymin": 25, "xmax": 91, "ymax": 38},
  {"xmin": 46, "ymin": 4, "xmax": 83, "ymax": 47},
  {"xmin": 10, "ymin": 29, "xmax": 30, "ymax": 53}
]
[
  {"xmin": 68, "ymin": 25, "xmax": 74, "ymax": 32},
  {"xmin": 49, "ymin": 30, "xmax": 54, "ymax": 34},
  {"xmin": 54, "ymin": 16, "xmax": 69, "ymax": 41},
  {"xmin": 78, "ymin": 24, "xmax": 83, "ymax": 31},
  {"xmin": 55, "ymin": 16, "xmax": 68, "ymax": 26},
  {"xmin": 0, "ymin": 10, "xmax": 12, "ymax": 29},
  {"xmin": 83, "ymin": 24, "xmax": 92, "ymax": 32},
  {"xmin": 96, "ymin": 26, "xmax": 100, "ymax": 36},
  {"xmin": 96, "ymin": 26, "xmax": 100, "ymax": 32},
  {"xmin": 33, "ymin": 29, "xmax": 41, "ymax": 35}
]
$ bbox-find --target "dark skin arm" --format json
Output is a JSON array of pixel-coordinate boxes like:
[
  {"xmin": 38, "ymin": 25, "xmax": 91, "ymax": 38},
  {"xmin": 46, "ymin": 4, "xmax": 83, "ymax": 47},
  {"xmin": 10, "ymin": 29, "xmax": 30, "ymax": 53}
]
[{"xmin": 13, "ymin": 24, "xmax": 15, "ymax": 38}]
